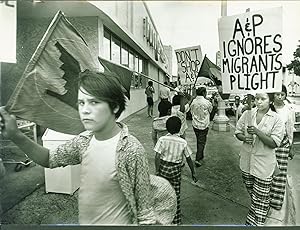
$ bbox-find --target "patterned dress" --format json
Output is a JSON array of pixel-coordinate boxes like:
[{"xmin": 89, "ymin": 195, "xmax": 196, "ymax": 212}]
[{"xmin": 270, "ymin": 103, "xmax": 295, "ymax": 210}]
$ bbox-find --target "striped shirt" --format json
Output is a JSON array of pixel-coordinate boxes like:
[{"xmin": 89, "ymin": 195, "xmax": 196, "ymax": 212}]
[{"xmin": 154, "ymin": 134, "xmax": 192, "ymax": 163}]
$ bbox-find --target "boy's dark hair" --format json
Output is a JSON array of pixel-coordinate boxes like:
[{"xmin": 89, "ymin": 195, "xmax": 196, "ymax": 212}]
[
  {"xmin": 196, "ymin": 87, "xmax": 206, "ymax": 96},
  {"xmin": 148, "ymin": 81, "xmax": 153, "ymax": 86},
  {"xmin": 166, "ymin": 116, "xmax": 181, "ymax": 134},
  {"xmin": 172, "ymin": 95, "xmax": 181, "ymax": 106},
  {"xmin": 78, "ymin": 70, "xmax": 126, "ymax": 118}
]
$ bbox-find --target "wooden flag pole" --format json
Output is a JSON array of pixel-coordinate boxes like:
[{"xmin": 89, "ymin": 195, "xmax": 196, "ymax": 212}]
[
  {"xmin": 246, "ymin": 93, "xmax": 254, "ymax": 145},
  {"xmin": 0, "ymin": 62, "xmax": 2, "ymax": 105},
  {"xmin": 138, "ymin": 71, "xmax": 175, "ymax": 91},
  {"xmin": 98, "ymin": 56, "xmax": 176, "ymax": 92},
  {"xmin": 138, "ymin": 71, "xmax": 192, "ymax": 101},
  {"xmin": 243, "ymin": 8, "xmax": 253, "ymax": 144}
]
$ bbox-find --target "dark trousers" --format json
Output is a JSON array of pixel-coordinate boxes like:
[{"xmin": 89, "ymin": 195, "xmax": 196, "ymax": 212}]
[{"xmin": 193, "ymin": 127, "xmax": 209, "ymax": 161}]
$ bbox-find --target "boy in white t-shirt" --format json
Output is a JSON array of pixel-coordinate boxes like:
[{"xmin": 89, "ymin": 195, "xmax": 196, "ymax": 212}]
[{"xmin": 0, "ymin": 70, "xmax": 157, "ymax": 225}]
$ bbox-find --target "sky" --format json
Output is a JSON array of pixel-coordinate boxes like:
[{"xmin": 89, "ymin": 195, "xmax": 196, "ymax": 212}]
[{"xmin": 146, "ymin": 1, "xmax": 300, "ymax": 75}]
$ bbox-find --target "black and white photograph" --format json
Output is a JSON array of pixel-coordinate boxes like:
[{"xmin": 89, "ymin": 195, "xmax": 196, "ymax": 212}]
[{"xmin": 0, "ymin": 0, "xmax": 300, "ymax": 227}]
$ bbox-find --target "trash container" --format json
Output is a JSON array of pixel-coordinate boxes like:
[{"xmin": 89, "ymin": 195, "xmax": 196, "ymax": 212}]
[{"xmin": 42, "ymin": 129, "xmax": 80, "ymax": 195}]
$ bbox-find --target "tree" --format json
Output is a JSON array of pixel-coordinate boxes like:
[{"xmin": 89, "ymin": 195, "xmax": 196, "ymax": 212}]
[{"xmin": 287, "ymin": 42, "xmax": 300, "ymax": 76}]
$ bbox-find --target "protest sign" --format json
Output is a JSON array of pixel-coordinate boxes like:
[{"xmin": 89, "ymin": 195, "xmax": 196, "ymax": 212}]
[
  {"xmin": 0, "ymin": 0, "xmax": 16, "ymax": 63},
  {"xmin": 218, "ymin": 7, "xmax": 283, "ymax": 94},
  {"xmin": 175, "ymin": 45, "xmax": 203, "ymax": 85}
]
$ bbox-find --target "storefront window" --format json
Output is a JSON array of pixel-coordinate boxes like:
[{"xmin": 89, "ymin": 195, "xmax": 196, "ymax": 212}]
[
  {"xmin": 139, "ymin": 58, "xmax": 143, "ymax": 73},
  {"xmin": 104, "ymin": 28, "xmax": 148, "ymax": 89},
  {"xmin": 121, "ymin": 44, "xmax": 129, "ymax": 67},
  {"xmin": 103, "ymin": 30, "xmax": 111, "ymax": 60},
  {"xmin": 111, "ymin": 35, "xmax": 121, "ymax": 64},
  {"xmin": 129, "ymin": 51, "xmax": 134, "ymax": 70},
  {"xmin": 134, "ymin": 55, "xmax": 139, "ymax": 72}
]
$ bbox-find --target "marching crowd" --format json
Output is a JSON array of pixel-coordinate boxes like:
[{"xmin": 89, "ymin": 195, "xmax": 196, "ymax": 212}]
[
  {"xmin": 0, "ymin": 70, "xmax": 296, "ymax": 226},
  {"xmin": 147, "ymin": 81, "xmax": 295, "ymax": 226}
]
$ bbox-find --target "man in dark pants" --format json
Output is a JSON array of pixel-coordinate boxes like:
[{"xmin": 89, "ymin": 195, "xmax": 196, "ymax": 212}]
[{"xmin": 190, "ymin": 87, "xmax": 212, "ymax": 167}]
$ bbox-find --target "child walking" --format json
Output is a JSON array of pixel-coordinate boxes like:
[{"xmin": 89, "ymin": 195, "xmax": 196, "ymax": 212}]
[{"xmin": 154, "ymin": 116, "xmax": 197, "ymax": 225}]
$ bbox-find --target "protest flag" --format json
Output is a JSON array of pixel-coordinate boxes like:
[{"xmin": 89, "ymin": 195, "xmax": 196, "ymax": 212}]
[
  {"xmin": 98, "ymin": 56, "xmax": 133, "ymax": 99},
  {"xmin": 98, "ymin": 57, "xmax": 177, "ymax": 99},
  {"xmin": 6, "ymin": 11, "xmax": 100, "ymax": 135},
  {"xmin": 194, "ymin": 55, "xmax": 222, "ymax": 87}
]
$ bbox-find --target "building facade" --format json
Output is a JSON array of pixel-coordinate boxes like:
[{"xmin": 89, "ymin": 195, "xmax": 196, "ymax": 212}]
[{"xmin": 1, "ymin": 0, "xmax": 172, "ymax": 121}]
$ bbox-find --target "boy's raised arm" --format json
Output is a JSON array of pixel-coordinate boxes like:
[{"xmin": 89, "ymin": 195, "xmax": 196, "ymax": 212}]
[{"xmin": 0, "ymin": 107, "xmax": 50, "ymax": 168}]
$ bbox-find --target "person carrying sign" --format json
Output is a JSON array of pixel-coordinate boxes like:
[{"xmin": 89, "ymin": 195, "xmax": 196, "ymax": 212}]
[{"xmin": 235, "ymin": 93, "xmax": 284, "ymax": 226}]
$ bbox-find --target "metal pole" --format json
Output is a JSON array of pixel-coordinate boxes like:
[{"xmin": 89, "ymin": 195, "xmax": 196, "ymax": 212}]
[
  {"xmin": 138, "ymin": 71, "xmax": 175, "ymax": 91},
  {"xmin": 244, "ymin": 8, "xmax": 253, "ymax": 143},
  {"xmin": 0, "ymin": 62, "xmax": 2, "ymax": 105},
  {"xmin": 221, "ymin": 0, "xmax": 227, "ymax": 17}
]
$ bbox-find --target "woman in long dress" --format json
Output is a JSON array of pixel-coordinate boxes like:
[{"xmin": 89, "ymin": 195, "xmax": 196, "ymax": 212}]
[{"xmin": 270, "ymin": 85, "xmax": 295, "ymax": 210}]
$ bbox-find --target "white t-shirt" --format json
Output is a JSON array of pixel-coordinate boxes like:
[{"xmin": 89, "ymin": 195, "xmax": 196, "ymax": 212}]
[{"xmin": 78, "ymin": 132, "xmax": 132, "ymax": 225}]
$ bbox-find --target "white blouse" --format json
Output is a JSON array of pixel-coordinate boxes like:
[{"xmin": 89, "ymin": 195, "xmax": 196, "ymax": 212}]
[{"xmin": 235, "ymin": 108, "xmax": 285, "ymax": 179}]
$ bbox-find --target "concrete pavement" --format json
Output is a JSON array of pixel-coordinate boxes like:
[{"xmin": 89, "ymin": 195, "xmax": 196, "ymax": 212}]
[{"xmin": 1, "ymin": 103, "xmax": 299, "ymax": 225}]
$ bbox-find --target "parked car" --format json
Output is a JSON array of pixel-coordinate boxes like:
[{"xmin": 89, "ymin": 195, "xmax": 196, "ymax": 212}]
[
  {"xmin": 206, "ymin": 86, "xmax": 218, "ymax": 99},
  {"xmin": 289, "ymin": 102, "xmax": 300, "ymax": 133},
  {"xmin": 286, "ymin": 96, "xmax": 300, "ymax": 145}
]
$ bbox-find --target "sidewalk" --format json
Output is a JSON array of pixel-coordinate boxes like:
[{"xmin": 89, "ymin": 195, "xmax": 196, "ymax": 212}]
[
  {"xmin": 1, "ymin": 104, "xmax": 299, "ymax": 225},
  {"xmin": 288, "ymin": 148, "xmax": 300, "ymax": 225},
  {"xmin": 125, "ymin": 107, "xmax": 249, "ymax": 225}
]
